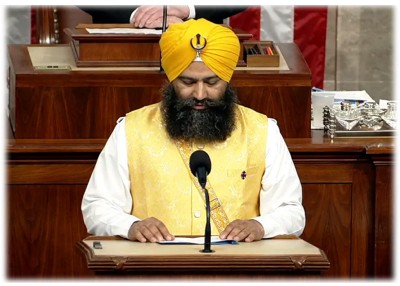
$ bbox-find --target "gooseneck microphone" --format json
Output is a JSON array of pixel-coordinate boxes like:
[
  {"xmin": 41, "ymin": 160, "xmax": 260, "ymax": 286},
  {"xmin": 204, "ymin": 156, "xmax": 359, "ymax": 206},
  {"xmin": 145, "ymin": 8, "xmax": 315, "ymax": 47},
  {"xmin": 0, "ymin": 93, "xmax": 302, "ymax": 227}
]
[
  {"xmin": 160, "ymin": 5, "xmax": 167, "ymax": 73},
  {"xmin": 189, "ymin": 150, "xmax": 213, "ymax": 253},
  {"xmin": 189, "ymin": 150, "xmax": 211, "ymax": 189}
]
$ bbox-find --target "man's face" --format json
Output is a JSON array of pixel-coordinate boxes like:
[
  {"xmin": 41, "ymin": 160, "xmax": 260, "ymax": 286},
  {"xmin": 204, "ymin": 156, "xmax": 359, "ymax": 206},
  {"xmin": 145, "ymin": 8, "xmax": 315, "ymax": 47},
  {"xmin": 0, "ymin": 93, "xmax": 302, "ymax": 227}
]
[
  {"xmin": 172, "ymin": 62, "xmax": 228, "ymax": 109},
  {"xmin": 161, "ymin": 62, "xmax": 237, "ymax": 142}
]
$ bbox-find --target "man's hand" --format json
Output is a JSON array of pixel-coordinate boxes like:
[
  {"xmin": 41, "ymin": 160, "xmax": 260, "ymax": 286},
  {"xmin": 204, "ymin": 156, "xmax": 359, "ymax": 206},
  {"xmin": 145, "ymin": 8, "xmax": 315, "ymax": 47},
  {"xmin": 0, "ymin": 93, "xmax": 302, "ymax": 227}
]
[
  {"xmin": 132, "ymin": 5, "xmax": 189, "ymax": 28},
  {"xmin": 128, "ymin": 217, "xmax": 175, "ymax": 242},
  {"xmin": 135, "ymin": 16, "xmax": 183, "ymax": 29},
  {"xmin": 219, "ymin": 219, "xmax": 265, "ymax": 242}
]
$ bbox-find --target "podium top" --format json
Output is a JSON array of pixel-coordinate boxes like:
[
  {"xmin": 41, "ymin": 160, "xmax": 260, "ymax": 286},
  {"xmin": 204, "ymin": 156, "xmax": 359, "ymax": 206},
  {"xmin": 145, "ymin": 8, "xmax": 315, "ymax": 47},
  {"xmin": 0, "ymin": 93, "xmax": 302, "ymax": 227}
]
[
  {"xmin": 66, "ymin": 23, "xmax": 254, "ymax": 42},
  {"xmin": 77, "ymin": 236, "xmax": 330, "ymax": 273},
  {"xmin": 82, "ymin": 236, "xmax": 319, "ymax": 256}
]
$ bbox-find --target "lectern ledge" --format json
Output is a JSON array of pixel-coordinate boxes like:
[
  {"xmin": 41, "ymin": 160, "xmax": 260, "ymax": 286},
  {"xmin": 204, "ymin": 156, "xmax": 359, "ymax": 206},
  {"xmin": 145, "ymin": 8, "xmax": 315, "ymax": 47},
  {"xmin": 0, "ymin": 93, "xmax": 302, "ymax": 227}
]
[{"xmin": 77, "ymin": 236, "xmax": 330, "ymax": 278}]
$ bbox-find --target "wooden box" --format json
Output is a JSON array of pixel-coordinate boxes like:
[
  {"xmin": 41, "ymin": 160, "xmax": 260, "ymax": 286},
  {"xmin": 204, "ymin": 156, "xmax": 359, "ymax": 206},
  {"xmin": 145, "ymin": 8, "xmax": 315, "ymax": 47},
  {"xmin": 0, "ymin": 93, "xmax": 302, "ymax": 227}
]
[
  {"xmin": 64, "ymin": 24, "xmax": 253, "ymax": 68},
  {"xmin": 244, "ymin": 41, "xmax": 280, "ymax": 67}
]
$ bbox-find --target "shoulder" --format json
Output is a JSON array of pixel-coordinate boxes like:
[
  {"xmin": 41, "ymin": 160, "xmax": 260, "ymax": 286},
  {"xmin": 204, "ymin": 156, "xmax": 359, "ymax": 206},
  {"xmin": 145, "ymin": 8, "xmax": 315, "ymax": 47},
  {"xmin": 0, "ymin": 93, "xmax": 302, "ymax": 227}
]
[
  {"xmin": 125, "ymin": 103, "xmax": 163, "ymax": 133},
  {"xmin": 267, "ymin": 117, "xmax": 279, "ymax": 130},
  {"xmin": 236, "ymin": 105, "xmax": 284, "ymax": 143},
  {"xmin": 126, "ymin": 103, "xmax": 161, "ymax": 118},
  {"xmin": 237, "ymin": 105, "xmax": 267, "ymax": 123}
]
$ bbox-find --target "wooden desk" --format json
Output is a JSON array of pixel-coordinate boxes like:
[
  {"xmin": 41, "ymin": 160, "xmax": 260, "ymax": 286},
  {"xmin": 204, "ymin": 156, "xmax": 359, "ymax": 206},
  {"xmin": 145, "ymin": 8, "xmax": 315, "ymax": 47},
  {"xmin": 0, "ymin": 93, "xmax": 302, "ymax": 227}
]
[
  {"xmin": 64, "ymin": 25, "xmax": 253, "ymax": 67},
  {"xmin": 289, "ymin": 133, "xmax": 394, "ymax": 278},
  {"xmin": 7, "ymin": 42, "xmax": 311, "ymax": 139},
  {"xmin": 6, "ymin": 133, "xmax": 394, "ymax": 278},
  {"xmin": 76, "ymin": 236, "xmax": 329, "ymax": 279}
]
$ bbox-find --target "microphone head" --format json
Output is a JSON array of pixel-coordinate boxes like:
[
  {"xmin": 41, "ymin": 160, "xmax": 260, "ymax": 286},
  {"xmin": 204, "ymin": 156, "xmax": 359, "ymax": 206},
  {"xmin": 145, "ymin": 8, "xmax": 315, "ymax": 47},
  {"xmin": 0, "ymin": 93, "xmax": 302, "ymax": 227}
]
[{"xmin": 189, "ymin": 150, "xmax": 212, "ymax": 176}]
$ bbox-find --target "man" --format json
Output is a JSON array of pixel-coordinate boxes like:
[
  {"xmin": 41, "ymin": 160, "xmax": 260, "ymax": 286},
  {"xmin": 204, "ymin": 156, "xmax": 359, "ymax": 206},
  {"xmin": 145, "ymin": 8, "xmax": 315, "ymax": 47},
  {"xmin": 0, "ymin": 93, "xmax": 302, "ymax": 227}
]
[
  {"xmin": 82, "ymin": 18, "xmax": 305, "ymax": 243},
  {"xmin": 80, "ymin": 5, "xmax": 248, "ymax": 28}
]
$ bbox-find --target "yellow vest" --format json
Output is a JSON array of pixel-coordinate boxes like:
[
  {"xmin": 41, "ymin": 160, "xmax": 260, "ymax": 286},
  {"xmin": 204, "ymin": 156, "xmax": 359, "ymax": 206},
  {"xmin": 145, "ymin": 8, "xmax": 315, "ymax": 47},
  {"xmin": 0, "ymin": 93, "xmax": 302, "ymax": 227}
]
[{"xmin": 125, "ymin": 103, "xmax": 268, "ymax": 235}]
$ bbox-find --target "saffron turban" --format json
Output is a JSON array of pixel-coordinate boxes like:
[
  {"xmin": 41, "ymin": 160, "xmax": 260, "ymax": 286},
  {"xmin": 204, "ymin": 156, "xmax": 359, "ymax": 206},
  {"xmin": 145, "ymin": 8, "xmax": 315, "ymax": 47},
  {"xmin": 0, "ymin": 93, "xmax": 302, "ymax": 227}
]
[{"xmin": 159, "ymin": 18, "xmax": 240, "ymax": 82}]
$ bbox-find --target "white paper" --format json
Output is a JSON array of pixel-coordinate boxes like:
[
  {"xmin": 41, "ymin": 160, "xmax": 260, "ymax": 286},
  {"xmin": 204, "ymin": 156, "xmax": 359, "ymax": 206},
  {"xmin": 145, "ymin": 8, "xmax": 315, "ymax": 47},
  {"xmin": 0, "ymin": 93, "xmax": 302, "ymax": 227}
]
[
  {"xmin": 86, "ymin": 28, "xmax": 162, "ymax": 35},
  {"xmin": 158, "ymin": 236, "xmax": 238, "ymax": 245},
  {"xmin": 328, "ymin": 90, "xmax": 373, "ymax": 103}
]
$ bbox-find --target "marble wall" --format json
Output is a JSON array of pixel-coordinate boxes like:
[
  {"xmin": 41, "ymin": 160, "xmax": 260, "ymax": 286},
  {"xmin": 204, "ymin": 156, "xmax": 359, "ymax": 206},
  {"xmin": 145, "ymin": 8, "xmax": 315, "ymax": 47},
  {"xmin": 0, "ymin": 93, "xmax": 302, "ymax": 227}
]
[
  {"xmin": 324, "ymin": 6, "xmax": 394, "ymax": 102},
  {"xmin": 6, "ymin": 6, "xmax": 31, "ymax": 44}
]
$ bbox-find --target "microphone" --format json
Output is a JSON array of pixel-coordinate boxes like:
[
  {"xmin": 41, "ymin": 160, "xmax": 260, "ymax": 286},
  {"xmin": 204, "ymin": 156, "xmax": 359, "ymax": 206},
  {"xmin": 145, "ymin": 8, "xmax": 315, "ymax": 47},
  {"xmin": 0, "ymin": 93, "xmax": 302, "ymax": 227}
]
[
  {"xmin": 189, "ymin": 150, "xmax": 213, "ymax": 253},
  {"xmin": 189, "ymin": 150, "xmax": 211, "ymax": 189},
  {"xmin": 160, "ymin": 5, "xmax": 167, "ymax": 73}
]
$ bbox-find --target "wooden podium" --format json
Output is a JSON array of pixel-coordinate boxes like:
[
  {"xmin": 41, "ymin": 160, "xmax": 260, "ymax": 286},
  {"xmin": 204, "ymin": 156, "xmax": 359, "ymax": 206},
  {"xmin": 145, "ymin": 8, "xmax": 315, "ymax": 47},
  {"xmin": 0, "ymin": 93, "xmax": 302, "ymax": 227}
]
[
  {"xmin": 7, "ymin": 42, "xmax": 311, "ymax": 139},
  {"xmin": 77, "ymin": 236, "xmax": 330, "ymax": 279}
]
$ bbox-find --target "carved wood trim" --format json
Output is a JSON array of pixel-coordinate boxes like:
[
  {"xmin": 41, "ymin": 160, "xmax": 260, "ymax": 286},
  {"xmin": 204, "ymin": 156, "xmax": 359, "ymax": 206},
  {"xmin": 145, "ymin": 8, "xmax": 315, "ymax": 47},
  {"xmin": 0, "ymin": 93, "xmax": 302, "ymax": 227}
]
[{"xmin": 35, "ymin": 6, "xmax": 59, "ymax": 44}]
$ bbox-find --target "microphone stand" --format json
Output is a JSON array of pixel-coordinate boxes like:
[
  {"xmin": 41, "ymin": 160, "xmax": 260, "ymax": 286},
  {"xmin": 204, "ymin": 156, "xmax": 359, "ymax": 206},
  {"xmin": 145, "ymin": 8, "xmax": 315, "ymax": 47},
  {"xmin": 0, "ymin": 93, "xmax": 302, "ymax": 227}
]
[
  {"xmin": 160, "ymin": 5, "xmax": 167, "ymax": 73},
  {"xmin": 162, "ymin": 5, "xmax": 167, "ymax": 33},
  {"xmin": 201, "ymin": 187, "xmax": 213, "ymax": 253},
  {"xmin": 190, "ymin": 151, "xmax": 213, "ymax": 254}
]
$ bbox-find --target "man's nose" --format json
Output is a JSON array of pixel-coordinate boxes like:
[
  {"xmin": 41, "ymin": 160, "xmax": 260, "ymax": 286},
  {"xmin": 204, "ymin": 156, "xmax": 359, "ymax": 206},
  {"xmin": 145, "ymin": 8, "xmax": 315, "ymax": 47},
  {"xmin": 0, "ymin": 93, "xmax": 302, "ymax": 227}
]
[{"xmin": 193, "ymin": 82, "xmax": 207, "ymax": 101}]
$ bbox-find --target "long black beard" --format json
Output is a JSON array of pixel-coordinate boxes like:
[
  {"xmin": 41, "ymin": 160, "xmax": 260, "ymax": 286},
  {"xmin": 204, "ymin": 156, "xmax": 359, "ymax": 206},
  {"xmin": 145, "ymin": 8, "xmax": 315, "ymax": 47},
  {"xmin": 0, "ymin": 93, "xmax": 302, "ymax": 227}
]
[{"xmin": 161, "ymin": 84, "xmax": 238, "ymax": 142}]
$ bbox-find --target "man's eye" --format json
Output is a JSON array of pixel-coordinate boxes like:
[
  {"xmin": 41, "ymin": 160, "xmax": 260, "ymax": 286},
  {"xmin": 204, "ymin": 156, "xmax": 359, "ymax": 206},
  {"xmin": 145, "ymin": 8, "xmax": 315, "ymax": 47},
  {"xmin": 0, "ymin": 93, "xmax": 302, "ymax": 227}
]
[
  {"xmin": 181, "ymin": 79, "xmax": 195, "ymax": 85},
  {"xmin": 205, "ymin": 79, "xmax": 219, "ymax": 85}
]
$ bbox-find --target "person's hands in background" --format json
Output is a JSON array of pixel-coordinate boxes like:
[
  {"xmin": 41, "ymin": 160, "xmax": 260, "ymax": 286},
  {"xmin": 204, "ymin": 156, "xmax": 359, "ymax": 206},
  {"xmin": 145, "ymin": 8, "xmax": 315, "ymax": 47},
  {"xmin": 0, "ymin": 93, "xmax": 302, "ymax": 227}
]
[{"xmin": 131, "ymin": 5, "xmax": 189, "ymax": 28}]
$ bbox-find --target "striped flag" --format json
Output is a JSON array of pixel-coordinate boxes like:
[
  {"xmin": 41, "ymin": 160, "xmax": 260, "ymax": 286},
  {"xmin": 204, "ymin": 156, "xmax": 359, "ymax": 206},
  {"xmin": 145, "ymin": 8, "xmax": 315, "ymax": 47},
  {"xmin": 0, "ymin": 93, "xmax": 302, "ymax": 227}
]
[{"xmin": 229, "ymin": 6, "xmax": 328, "ymax": 88}]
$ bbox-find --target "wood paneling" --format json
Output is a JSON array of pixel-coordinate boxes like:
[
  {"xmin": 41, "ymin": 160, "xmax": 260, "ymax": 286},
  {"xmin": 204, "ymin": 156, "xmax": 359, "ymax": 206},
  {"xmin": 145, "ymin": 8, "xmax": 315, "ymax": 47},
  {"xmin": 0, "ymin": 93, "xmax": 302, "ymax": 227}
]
[
  {"xmin": 7, "ymin": 185, "xmax": 93, "ymax": 277},
  {"xmin": 6, "ymin": 135, "xmax": 394, "ymax": 278},
  {"xmin": 8, "ymin": 43, "xmax": 311, "ymax": 139},
  {"xmin": 350, "ymin": 162, "xmax": 375, "ymax": 277},
  {"xmin": 13, "ymin": 86, "xmax": 162, "ymax": 139},
  {"xmin": 301, "ymin": 184, "xmax": 352, "ymax": 277},
  {"xmin": 368, "ymin": 149, "xmax": 394, "ymax": 277},
  {"xmin": 7, "ymin": 141, "xmax": 100, "ymax": 277}
]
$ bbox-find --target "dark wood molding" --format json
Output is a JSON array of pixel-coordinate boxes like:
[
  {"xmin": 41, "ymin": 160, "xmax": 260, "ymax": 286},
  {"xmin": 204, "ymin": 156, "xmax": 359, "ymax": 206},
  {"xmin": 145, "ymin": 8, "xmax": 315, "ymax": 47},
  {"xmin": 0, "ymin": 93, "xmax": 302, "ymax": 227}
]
[{"xmin": 6, "ymin": 134, "xmax": 394, "ymax": 278}]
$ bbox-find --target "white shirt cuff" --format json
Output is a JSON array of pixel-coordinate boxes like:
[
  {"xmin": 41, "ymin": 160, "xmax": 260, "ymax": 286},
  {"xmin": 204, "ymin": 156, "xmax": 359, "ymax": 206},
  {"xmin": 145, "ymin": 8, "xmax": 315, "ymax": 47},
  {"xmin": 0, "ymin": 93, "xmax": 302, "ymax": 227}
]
[
  {"xmin": 130, "ymin": 9, "xmax": 138, "ymax": 23},
  {"xmin": 187, "ymin": 5, "xmax": 195, "ymax": 19}
]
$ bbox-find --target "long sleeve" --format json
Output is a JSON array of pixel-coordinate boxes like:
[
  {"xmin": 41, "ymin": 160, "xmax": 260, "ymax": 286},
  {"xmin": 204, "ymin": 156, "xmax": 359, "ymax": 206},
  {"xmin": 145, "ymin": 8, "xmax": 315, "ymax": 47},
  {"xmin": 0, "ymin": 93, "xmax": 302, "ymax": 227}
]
[
  {"xmin": 78, "ymin": 6, "xmax": 139, "ymax": 23},
  {"xmin": 193, "ymin": 6, "xmax": 249, "ymax": 23},
  {"xmin": 79, "ymin": 5, "xmax": 249, "ymax": 24},
  {"xmin": 81, "ymin": 118, "xmax": 137, "ymax": 238},
  {"xmin": 252, "ymin": 119, "xmax": 306, "ymax": 237}
]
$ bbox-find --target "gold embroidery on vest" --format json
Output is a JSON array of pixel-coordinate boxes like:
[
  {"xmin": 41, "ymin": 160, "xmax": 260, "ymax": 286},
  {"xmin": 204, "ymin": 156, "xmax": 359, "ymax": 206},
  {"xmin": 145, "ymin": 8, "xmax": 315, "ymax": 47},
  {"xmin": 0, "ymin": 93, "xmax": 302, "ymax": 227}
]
[
  {"xmin": 125, "ymin": 103, "xmax": 267, "ymax": 235},
  {"xmin": 175, "ymin": 139, "xmax": 230, "ymax": 233}
]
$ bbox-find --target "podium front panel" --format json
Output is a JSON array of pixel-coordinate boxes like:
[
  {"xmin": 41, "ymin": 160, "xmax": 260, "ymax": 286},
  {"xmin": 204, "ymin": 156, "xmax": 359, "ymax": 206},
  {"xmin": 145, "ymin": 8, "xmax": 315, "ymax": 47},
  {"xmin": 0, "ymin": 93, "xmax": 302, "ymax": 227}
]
[{"xmin": 8, "ymin": 43, "xmax": 311, "ymax": 139}]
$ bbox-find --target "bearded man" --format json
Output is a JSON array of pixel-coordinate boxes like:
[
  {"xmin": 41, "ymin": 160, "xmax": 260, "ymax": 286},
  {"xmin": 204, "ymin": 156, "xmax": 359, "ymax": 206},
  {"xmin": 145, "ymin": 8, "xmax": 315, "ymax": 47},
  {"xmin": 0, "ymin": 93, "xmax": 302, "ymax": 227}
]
[{"xmin": 82, "ymin": 19, "xmax": 305, "ymax": 243}]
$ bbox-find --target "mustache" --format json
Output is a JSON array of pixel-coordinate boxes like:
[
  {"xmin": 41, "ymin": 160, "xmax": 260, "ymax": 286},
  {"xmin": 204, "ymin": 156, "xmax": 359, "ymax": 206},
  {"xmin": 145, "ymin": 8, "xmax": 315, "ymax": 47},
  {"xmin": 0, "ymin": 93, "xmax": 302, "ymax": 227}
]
[
  {"xmin": 161, "ymin": 83, "xmax": 238, "ymax": 142},
  {"xmin": 175, "ymin": 98, "xmax": 226, "ymax": 109}
]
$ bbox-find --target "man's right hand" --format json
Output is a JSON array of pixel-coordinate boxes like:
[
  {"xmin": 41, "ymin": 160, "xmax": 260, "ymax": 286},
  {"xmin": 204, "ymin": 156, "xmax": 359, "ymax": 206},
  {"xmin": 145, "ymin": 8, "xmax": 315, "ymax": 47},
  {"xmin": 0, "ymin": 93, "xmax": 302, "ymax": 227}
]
[
  {"xmin": 132, "ymin": 5, "xmax": 189, "ymax": 28},
  {"xmin": 128, "ymin": 217, "xmax": 175, "ymax": 242}
]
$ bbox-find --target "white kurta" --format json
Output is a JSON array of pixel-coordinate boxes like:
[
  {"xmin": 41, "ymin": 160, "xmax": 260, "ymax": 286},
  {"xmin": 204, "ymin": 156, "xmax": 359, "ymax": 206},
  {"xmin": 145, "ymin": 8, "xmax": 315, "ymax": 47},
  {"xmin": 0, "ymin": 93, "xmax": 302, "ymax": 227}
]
[{"xmin": 81, "ymin": 117, "xmax": 305, "ymax": 239}]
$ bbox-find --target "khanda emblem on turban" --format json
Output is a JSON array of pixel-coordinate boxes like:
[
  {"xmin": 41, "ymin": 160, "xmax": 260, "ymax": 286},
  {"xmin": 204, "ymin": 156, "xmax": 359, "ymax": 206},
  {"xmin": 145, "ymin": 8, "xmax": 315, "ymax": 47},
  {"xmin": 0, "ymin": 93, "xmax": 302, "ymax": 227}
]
[{"xmin": 190, "ymin": 33, "xmax": 207, "ymax": 61}]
